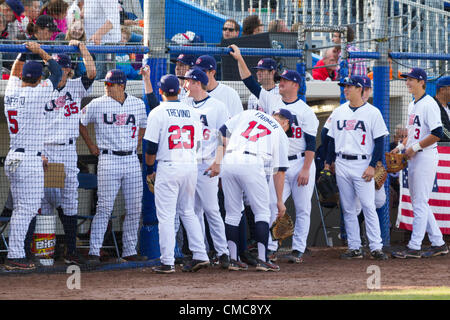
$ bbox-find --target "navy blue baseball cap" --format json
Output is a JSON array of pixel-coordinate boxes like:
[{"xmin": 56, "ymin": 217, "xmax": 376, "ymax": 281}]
[
  {"xmin": 338, "ymin": 75, "xmax": 365, "ymax": 88},
  {"xmin": 101, "ymin": 69, "xmax": 127, "ymax": 84},
  {"xmin": 178, "ymin": 67, "xmax": 209, "ymax": 86},
  {"xmin": 436, "ymin": 76, "xmax": 450, "ymax": 90},
  {"xmin": 35, "ymin": 15, "xmax": 60, "ymax": 32},
  {"xmin": 171, "ymin": 54, "xmax": 196, "ymax": 67},
  {"xmin": 195, "ymin": 55, "xmax": 216, "ymax": 71},
  {"xmin": 54, "ymin": 53, "xmax": 72, "ymax": 69},
  {"xmin": 273, "ymin": 108, "xmax": 294, "ymax": 138},
  {"xmin": 400, "ymin": 67, "xmax": 427, "ymax": 82},
  {"xmin": 158, "ymin": 74, "xmax": 180, "ymax": 94},
  {"xmin": 6, "ymin": 0, "xmax": 24, "ymax": 21},
  {"xmin": 22, "ymin": 60, "xmax": 43, "ymax": 79},
  {"xmin": 279, "ymin": 70, "xmax": 302, "ymax": 85},
  {"xmin": 361, "ymin": 75, "xmax": 372, "ymax": 88},
  {"xmin": 253, "ymin": 58, "xmax": 277, "ymax": 71}
]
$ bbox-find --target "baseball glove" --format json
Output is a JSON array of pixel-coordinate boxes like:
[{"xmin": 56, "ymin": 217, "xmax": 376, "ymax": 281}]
[
  {"xmin": 385, "ymin": 152, "xmax": 407, "ymax": 173},
  {"xmin": 270, "ymin": 213, "xmax": 294, "ymax": 242},
  {"xmin": 316, "ymin": 169, "xmax": 339, "ymax": 204},
  {"xmin": 146, "ymin": 174, "xmax": 155, "ymax": 193},
  {"xmin": 374, "ymin": 161, "xmax": 387, "ymax": 190}
]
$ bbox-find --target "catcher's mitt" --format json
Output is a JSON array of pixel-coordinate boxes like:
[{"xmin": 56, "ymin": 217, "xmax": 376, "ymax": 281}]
[
  {"xmin": 270, "ymin": 213, "xmax": 294, "ymax": 242},
  {"xmin": 385, "ymin": 152, "xmax": 407, "ymax": 173},
  {"xmin": 316, "ymin": 170, "xmax": 339, "ymax": 206},
  {"xmin": 374, "ymin": 161, "xmax": 387, "ymax": 190},
  {"xmin": 146, "ymin": 174, "xmax": 155, "ymax": 193}
]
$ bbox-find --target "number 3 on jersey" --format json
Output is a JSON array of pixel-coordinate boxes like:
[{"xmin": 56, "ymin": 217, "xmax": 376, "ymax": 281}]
[
  {"xmin": 241, "ymin": 121, "xmax": 271, "ymax": 142},
  {"xmin": 168, "ymin": 125, "xmax": 194, "ymax": 149}
]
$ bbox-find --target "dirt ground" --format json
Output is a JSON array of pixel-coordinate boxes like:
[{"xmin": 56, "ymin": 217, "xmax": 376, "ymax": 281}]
[{"xmin": 0, "ymin": 247, "xmax": 449, "ymax": 300}]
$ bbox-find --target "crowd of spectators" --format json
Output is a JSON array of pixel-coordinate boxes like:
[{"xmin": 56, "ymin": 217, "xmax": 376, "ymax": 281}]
[{"xmin": 0, "ymin": 0, "xmax": 144, "ymax": 80}]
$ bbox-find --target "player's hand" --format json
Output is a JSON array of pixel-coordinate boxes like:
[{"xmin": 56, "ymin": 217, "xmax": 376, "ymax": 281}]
[
  {"xmin": 405, "ymin": 147, "xmax": 416, "ymax": 160},
  {"xmin": 42, "ymin": 156, "xmax": 48, "ymax": 172},
  {"xmin": 205, "ymin": 161, "xmax": 221, "ymax": 177},
  {"xmin": 89, "ymin": 33, "xmax": 102, "ymax": 46},
  {"xmin": 276, "ymin": 200, "xmax": 286, "ymax": 219},
  {"xmin": 25, "ymin": 42, "xmax": 41, "ymax": 53},
  {"xmin": 139, "ymin": 65, "xmax": 151, "ymax": 79},
  {"xmin": 297, "ymin": 167, "xmax": 310, "ymax": 186},
  {"xmin": 390, "ymin": 147, "xmax": 399, "ymax": 154},
  {"xmin": 362, "ymin": 165, "xmax": 375, "ymax": 182},
  {"xmin": 88, "ymin": 144, "xmax": 100, "ymax": 156},
  {"xmin": 228, "ymin": 44, "xmax": 242, "ymax": 60}
]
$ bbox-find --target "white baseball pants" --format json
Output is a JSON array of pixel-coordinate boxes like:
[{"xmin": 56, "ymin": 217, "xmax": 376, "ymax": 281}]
[
  {"xmin": 407, "ymin": 149, "xmax": 445, "ymax": 250},
  {"xmin": 155, "ymin": 162, "xmax": 208, "ymax": 266}
]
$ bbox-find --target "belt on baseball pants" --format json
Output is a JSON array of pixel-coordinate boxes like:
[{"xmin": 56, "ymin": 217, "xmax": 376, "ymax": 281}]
[
  {"xmin": 288, "ymin": 152, "xmax": 305, "ymax": 161},
  {"xmin": 102, "ymin": 150, "xmax": 136, "ymax": 156},
  {"xmin": 226, "ymin": 150, "xmax": 257, "ymax": 157},
  {"xmin": 339, "ymin": 154, "xmax": 367, "ymax": 160},
  {"xmin": 13, "ymin": 148, "xmax": 42, "ymax": 156},
  {"xmin": 57, "ymin": 138, "xmax": 74, "ymax": 146}
]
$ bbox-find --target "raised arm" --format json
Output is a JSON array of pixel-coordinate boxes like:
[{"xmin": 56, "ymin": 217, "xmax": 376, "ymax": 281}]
[{"xmin": 70, "ymin": 40, "xmax": 96, "ymax": 80}]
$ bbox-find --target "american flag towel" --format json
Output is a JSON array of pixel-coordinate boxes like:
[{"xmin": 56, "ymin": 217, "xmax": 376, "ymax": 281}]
[{"xmin": 396, "ymin": 145, "xmax": 450, "ymax": 235}]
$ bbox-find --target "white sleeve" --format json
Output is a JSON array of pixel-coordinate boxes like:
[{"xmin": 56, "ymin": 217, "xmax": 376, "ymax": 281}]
[
  {"xmin": 326, "ymin": 110, "xmax": 336, "ymax": 138},
  {"xmin": 80, "ymin": 101, "xmax": 95, "ymax": 126},
  {"xmin": 139, "ymin": 101, "xmax": 148, "ymax": 128},
  {"xmin": 323, "ymin": 114, "xmax": 332, "ymax": 130},
  {"xmin": 230, "ymin": 89, "xmax": 243, "ymax": 116},
  {"xmin": 217, "ymin": 102, "xmax": 230, "ymax": 129},
  {"xmin": 5, "ymin": 76, "xmax": 21, "ymax": 92},
  {"xmin": 272, "ymin": 129, "xmax": 290, "ymax": 170},
  {"xmin": 101, "ymin": 0, "xmax": 120, "ymax": 24},
  {"xmin": 301, "ymin": 108, "xmax": 319, "ymax": 136},
  {"xmin": 372, "ymin": 109, "xmax": 389, "ymax": 139},
  {"xmin": 143, "ymin": 108, "xmax": 162, "ymax": 144},
  {"xmin": 224, "ymin": 112, "xmax": 242, "ymax": 134},
  {"xmin": 425, "ymin": 99, "xmax": 443, "ymax": 131}
]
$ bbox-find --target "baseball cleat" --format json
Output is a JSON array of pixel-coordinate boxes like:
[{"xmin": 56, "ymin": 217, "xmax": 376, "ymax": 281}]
[
  {"xmin": 267, "ymin": 250, "xmax": 277, "ymax": 262},
  {"xmin": 86, "ymin": 254, "xmax": 101, "ymax": 265},
  {"xmin": 152, "ymin": 264, "xmax": 175, "ymax": 274},
  {"xmin": 370, "ymin": 249, "xmax": 389, "ymax": 260},
  {"xmin": 64, "ymin": 252, "xmax": 87, "ymax": 265},
  {"xmin": 218, "ymin": 254, "xmax": 230, "ymax": 269},
  {"xmin": 121, "ymin": 254, "xmax": 148, "ymax": 262},
  {"xmin": 4, "ymin": 258, "xmax": 36, "ymax": 271},
  {"xmin": 391, "ymin": 247, "xmax": 422, "ymax": 259},
  {"xmin": 421, "ymin": 244, "xmax": 449, "ymax": 258},
  {"xmin": 239, "ymin": 250, "xmax": 258, "ymax": 266},
  {"xmin": 182, "ymin": 259, "xmax": 209, "ymax": 272},
  {"xmin": 256, "ymin": 259, "xmax": 280, "ymax": 272},
  {"xmin": 228, "ymin": 259, "xmax": 248, "ymax": 271},
  {"xmin": 286, "ymin": 250, "xmax": 303, "ymax": 263},
  {"xmin": 340, "ymin": 248, "xmax": 364, "ymax": 259}
]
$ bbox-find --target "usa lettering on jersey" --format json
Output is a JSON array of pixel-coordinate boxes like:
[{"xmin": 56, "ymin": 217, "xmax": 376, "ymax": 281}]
[{"xmin": 103, "ymin": 113, "xmax": 136, "ymax": 125}]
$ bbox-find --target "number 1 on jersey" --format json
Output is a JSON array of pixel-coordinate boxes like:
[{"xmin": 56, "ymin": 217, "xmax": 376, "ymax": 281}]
[{"xmin": 241, "ymin": 121, "xmax": 271, "ymax": 142}]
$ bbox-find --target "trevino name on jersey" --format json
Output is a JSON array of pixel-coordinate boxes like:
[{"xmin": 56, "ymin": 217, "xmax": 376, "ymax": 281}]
[
  {"xmin": 4, "ymin": 76, "xmax": 54, "ymax": 153},
  {"xmin": 45, "ymin": 78, "xmax": 92, "ymax": 144},
  {"xmin": 186, "ymin": 96, "xmax": 230, "ymax": 161},
  {"xmin": 406, "ymin": 95, "xmax": 442, "ymax": 150},
  {"xmin": 80, "ymin": 94, "xmax": 147, "ymax": 151},
  {"xmin": 327, "ymin": 103, "xmax": 389, "ymax": 155},
  {"xmin": 144, "ymin": 100, "xmax": 203, "ymax": 163},
  {"xmin": 224, "ymin": 109, "xmax": 289, "ymax": 169}
]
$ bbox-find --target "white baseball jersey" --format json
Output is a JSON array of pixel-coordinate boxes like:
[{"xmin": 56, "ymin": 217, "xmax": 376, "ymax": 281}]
[
  {"xmin": 208, "ymin": 82, "xmax": 243, "ymax": 117},
  {"xmin": 406, "ymin": 95, "xmax": 442, "ymax": 150},
  {"xmin": 144, "ymin": 100, "xmax": 203, "ymax": 163},
  {"xmin": 80, "ymin": 94, "xmax": 147, "ymax": 150},
  {"xmin": 323, "ymin": 102, "xmax": 349, "ymax": 130},
  {"xmin": 4, "ymin": 76, "xmax": 54, "ymax": 153},
  {"xmin": 247, "ymin": 85, "xmax": 280, "ymax": 115},
  {"xmin": 327, "ymin": 103, "xmax": 389, "ymax": 155},
  {"xmin": 185, "ymin": 96, "xmax": 230, "ymax": 160},
  {"xmin": 225, "ymin": 109, "xmax": 289, "ymax": 169},
  {"xmin": 45, "ymin": 77, "xmax": 92, "ymax": 144}
]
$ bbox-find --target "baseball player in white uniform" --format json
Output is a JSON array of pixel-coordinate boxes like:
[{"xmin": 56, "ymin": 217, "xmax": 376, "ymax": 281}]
[
  {"xmin": 144, "ymin": 74, "xmax": 209, "ymax": 274},
  {"xmin": 325, "ymin": 76, "xmax": 389, "ymax": 260},
  {"xmin": 391, "ymin": 68, "xmax": 448, "ymax": 258},
  {"xmin": 178, "ymin": 68, "xmax": 231, "ymax": 269},
  {"xmin": 229, "ymin": 44, "xmax": 319, "ymax": 264},
  {"xmin": 80, "ymin": 69, "xmax": 148, "ymax": 264},
  {"xmin": 206, "ymin": 109, "xmax": 290, "ymax": 272},
  {"xmin": 247, "ymin": 58, "xmax": 280, "ymax": 114},
  {"xmin": 3, "ymin": 42, "xmax": 62, "ymax": 270},
  {"xmin": 39, "ymin": 41, "xmax": 96, "ymax": 265}
]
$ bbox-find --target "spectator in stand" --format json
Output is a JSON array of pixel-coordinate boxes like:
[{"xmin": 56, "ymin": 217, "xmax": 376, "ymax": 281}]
[
  {"xmin": 242, "ymin": 15, "xmax": 264, "ymax": 36},
  {"xmin": 0, "ymin": 11, "xmax": 7, "ymax": 38},
  {"xmin": 84, "ymin": 0, "xmax": 120, "ymax": 79},
  {"xmin": 290, "ymin": 22, "xmax": 301, "ymax": 32},
  {"xmin": 67, "ymin": 0, "xmax": 83, "ymax": 26},
  {"xmin": 27, "ymin": 14, "xmax": 58, "ymax": 42},
  {"xmin": 8, "ymin": 0, "xmax": 40, "ymax": 40},
  {"xmin": 40, "ymin": 0, "xmax": 68, "ymax": 40},
  {"xmin": 331, "ymin": 26, "xmax": 367, "ymax": 76},
  {"xmin": 222, "ymin": 18, "xmax": 240, "ymax": 40},
  {"xmin": 312, "ymin": 48, "xmax": 339, "ymax": 81},
  {"xmin": 1, "ymin": 0, "xmax": 25, "ymax": 40},
  {"xmin": 434, "ymin": 76, "xmax": 450, "ymax": 142},
  {"xmin": 65, "ymin": 19, "xmax": 87, "ymax": 78},
  {"xmin": 115, "ymin": 25, "xmax": 140, "ymax": 80},
  {"xmin": 268, "ymin": 19, "xmax": 289, "ymax": 32}
]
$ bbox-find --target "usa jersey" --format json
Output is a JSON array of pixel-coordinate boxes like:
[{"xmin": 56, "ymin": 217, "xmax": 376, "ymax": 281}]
[
  {"xmin": 224, "ymin": 109, "xmax": 289, "ymax": 169},
  {"xmin": 4, "ymin": 76, "xmax": 54, "ymax": 153},
  {"xmin": 406, "ymin": 95, "xmax": 442, "ymax": 150},
  {"xmin": 45, "ymin": 77, "xmax": 92, "ymax": 144},
  {"xmin": 144, "ymin": 100, "xmax": 203, "ymax": 163},
  {"xmin": 80, "ymin": 94, "xmax": 147, "ymax": 151},
  {"xmin": 327, "ymin": 103, "xmax": 389, "ymax": 155},
  {"xmin": 208, "ymin": 83, "xmax": 243, "ymax": 117},
  {"xmin": 323, "ymin": 102, "xmax": 349, "ymax": 130},
  {"xmin": 247, "ymin": 85, "xmax": 279, "ymax": 115},
  {"xmin": 186, "ymin": 96, "xmax": 230, "ymax": 160}
]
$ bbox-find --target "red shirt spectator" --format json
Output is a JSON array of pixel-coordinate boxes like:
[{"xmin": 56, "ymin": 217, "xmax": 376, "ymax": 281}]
[{"xmin": 312, "ymin": 48, "xmax": 338, "ymax": 81}]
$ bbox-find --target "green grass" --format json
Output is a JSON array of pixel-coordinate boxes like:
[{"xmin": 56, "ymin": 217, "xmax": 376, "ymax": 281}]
[{"xmin": 300, "ymin": 287, "xmax": 450, "ymax": 300}]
